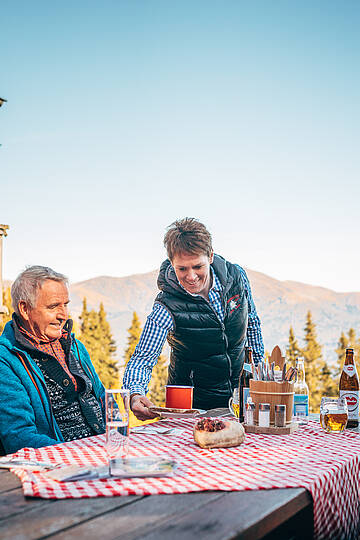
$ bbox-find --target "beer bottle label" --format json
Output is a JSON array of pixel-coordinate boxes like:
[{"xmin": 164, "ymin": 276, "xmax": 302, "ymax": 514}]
[
  {"xmin": 343, "ymin": 365, "xmax": 356, "ymax": 377},
  {"xmin": 339, "ymin": 390, "xmax": 359, "ymax": 420}
]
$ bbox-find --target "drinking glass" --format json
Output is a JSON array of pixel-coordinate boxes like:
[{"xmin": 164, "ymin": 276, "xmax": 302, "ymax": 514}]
[
  {"xmin": 320, "ymin": 396, "xmax": 348, "ymax": 434},
  {"xmin": 105, "ymin": 389, "xmax": 130, "ymax": 474},
  {"xmin": 228, "ymin": 388, "xmax": 240, "ymax": 418}
]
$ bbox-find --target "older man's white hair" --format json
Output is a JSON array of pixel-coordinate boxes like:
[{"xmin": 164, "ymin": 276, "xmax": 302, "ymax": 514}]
[{"xmin": 11, "ymin": 266, "xmax": 69, "ymax": 316}]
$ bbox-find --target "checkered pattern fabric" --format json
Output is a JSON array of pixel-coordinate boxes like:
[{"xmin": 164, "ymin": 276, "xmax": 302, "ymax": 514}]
[{"xmin": 10, "ymin": 419, "xmax": 360, "ymax": 540}]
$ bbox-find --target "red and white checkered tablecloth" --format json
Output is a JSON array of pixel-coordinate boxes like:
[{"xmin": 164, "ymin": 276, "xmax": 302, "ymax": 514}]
[{"xmin": 10, "ymin": 419, "xmax": 360, "ymax": 540}]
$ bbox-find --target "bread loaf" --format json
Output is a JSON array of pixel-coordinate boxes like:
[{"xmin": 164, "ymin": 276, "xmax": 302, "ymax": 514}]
[{"xmin": 193, "ymin": 418, "xmax": 245, "ymax": 449}]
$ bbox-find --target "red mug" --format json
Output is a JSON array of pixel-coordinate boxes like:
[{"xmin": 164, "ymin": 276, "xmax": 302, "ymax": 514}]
[{"xmin": 165, "ymin": 385, "xmax": 193, "ymax": 409}]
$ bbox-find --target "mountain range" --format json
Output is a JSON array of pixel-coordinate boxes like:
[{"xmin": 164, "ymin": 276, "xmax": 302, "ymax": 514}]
[{"xmin": 69, "ymin": 268, "xmax": 360, "ymax": 366}]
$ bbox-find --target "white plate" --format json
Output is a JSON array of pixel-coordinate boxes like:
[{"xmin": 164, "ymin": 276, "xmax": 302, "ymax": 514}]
[{"xmin": 149, "ymin": 407, "xmax": 206, "ymax": 418}]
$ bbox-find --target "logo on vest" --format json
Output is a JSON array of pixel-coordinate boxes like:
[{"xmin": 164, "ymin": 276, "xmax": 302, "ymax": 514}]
[{"xmin": 227, "ymin": 294, "xmax": 242, "ymax": 314}]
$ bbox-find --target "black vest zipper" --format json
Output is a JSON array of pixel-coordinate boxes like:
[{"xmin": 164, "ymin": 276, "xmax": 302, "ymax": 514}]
[{"xmin": 202, "ymin": 297, "xmax": 233, "ymax": 386}]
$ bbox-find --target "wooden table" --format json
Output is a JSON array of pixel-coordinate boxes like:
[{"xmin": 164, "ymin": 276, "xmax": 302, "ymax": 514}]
[
  {"xmin": 0, "ymin": 409, "xmax": 314, "ymax": 540},
  {"xmin": 0, "ymin": 469, "xmax": 313, "ymax": 540}
]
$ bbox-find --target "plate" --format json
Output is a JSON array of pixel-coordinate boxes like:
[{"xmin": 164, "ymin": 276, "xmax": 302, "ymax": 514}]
[
  {"xmin": 110, "ymin": 457, "xmax": 178, "ymax": 478},
  {"xmin": 149, "ymin": 407, "xmax": 205, "ymax": 418}
]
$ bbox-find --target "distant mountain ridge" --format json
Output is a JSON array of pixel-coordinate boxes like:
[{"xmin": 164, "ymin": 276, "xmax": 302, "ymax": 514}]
[{"xmin": 69, "ymin": 269, "xmax": 360, "ymax": 365}]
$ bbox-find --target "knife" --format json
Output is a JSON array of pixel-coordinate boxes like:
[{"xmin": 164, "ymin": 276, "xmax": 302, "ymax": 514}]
[
  {"xmin": 270, "ymin": 362, "xmax": 275, "ymax": 381},
  {"xmin": 251, "ymin": 362, "xmax": 257, "ymax": 380}
]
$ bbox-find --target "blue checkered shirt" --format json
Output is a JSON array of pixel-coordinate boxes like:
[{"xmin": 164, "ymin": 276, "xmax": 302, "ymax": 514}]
[{"xmin": 123, "ymin": 265, "xmax": 264, "ymax": 396}]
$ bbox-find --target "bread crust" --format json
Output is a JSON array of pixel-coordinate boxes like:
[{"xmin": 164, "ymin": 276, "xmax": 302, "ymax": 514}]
[{"xmin": 193, "ymin": 420, "xmax": 245, "ymax": 449}]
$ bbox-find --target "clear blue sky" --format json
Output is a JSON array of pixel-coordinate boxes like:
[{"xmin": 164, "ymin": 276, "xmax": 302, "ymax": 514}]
[{"xmin": 1, "ymin": 1, "xmax": 359, "ymax": 291}]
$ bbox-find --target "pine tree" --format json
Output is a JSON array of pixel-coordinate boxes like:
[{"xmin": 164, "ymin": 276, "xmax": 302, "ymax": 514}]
[
  {"xmin": 319, "ymin": 361, "xmax": 338, "ymax": 398},
  {"xmin": 301, "ymin": 311, "xmax": 326, "ymax": 412},
  {"xmin": 123, "ymin": 312, "xmax": 142, "ymax": 368},
  {"xmin": 335, "ymin": 328, "xmax": 360, "ymax": 374},
  {"xmin": 336, "ymin": 331, "xmax": 347, "ymax": 367},
  {"xmin": 0, "ymin": 287, "xmax": 13, "ymax": 335},
  {"xmin": 286, "ymin": 326, "xmax": 301, "ymax": 366},
  {"xmin": 95, "ymin": 302, "xmax": 119, "ymax": 387},
  {"xmin": 69, "ymin": 314, "xmax": 80, "ymax": 337},
  {"xmin": 99, "ymin": 303, "xmax": 117, "ymax": 359},
  {"xmin": 148, "ymin": 353, "xmax": 169, "ymax": 406},
  {"xmin": 79, "ymin": 298, "xmax": 119, "ymax": 388}
]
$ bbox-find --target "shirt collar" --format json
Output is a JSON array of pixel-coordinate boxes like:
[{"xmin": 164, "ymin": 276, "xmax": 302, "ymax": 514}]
[
  {"xmin": 211, "ymin": 269, "xmax": 222, "ymax": 293},
  {"xmin": 13, "ymin": 313, "xmax": 69, "ymax": 346}
]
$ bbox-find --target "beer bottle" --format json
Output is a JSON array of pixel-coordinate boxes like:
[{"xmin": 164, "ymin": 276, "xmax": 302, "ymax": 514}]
[
  {"xmin": 339, "ymin": 348, "xmax": 359, "ymax": 428},
  {"xmin": 239, "ymin": 347, "xmax": 253, "ymax": 423}
]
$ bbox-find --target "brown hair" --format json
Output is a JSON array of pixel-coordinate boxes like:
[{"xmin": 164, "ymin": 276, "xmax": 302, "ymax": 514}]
[{"xmin": 164, "ymin": 218, "xmax": 213, "ymax": 260}]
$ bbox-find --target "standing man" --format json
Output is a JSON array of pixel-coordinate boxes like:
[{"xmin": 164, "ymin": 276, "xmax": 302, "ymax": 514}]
[
  {"xmin": 0, "ymin": 266, "xmax": 106, "ymax": 455},
  {"xmin": 123, "ymin": 218, "xmax": 264, "ymax": 419}
]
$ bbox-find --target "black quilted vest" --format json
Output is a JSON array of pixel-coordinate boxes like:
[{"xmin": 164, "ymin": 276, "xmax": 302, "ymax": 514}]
[{"xmin": 155, "ymin": 254, "xmax": 248, "ymax": 410}]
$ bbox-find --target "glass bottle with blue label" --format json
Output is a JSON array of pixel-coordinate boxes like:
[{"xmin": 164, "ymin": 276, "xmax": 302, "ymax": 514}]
[{"xmin": 293, "ymin": 358, "xmax": 309, "ymax": 424}]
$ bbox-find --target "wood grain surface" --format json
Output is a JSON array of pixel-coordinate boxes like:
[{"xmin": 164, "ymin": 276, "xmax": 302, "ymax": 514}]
[{"xmin": 0, "ymin": 468, "xmax": 313, "ymax": 540}]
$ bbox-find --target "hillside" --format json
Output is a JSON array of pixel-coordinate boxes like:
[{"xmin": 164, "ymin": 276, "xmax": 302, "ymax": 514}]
[{"xmin": 69, "ymin": 269, "xmax": 360, "ymax": 365}]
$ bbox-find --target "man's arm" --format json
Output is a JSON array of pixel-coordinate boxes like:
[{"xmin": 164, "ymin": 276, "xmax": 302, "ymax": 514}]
[
  {"xmin": 122, "ymin": 303, "xmax": 173, "ymax": 420},
  {"xmin": 235, "ymin": 265, "xmax": 265, "ymax": 364},
  {"xmin": 0, "ymin": 358, "xmax": 59, "ymax": 454}
]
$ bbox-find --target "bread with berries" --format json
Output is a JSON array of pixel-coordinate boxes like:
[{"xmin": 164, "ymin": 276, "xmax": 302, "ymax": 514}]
[{"xmin": 193, "ymin": 418, "xmax": 245, "ymax": 449}]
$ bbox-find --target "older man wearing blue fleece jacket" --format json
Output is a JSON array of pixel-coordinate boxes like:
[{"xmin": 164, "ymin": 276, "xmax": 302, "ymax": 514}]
[{"xmin": 0, "ymin": 266, "xmax": 106, "ymax": 455}]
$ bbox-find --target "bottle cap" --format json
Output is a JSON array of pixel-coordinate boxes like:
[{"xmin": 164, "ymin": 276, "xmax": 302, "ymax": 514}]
[
  {"xmin": 275, "ymin": 404, "xmax": 286, "ymax": 412},
  {"xmin": 259, "ymin": 403, "xmax": 270, "ymax": 411}
]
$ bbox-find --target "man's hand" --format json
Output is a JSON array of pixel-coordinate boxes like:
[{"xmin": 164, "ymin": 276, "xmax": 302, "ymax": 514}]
[{"xmin": 130, "ymin": 394, "xmax": 158, "ymax": 421}]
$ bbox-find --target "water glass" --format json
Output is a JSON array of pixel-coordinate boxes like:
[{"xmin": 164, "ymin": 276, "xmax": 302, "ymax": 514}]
[
  {"xmin": 320, "ymin": 396, "xmax": 348, "ymax": 434},
  {"xmin": 105, "ymin": 389, "xmax": 130, "ymax": 474},
  {"xmin": 228, "ymin": 388, "xmax": 240, "ymax": 418}
]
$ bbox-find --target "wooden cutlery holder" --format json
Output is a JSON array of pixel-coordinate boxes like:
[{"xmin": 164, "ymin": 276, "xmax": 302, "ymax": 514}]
[{"xmin": 249, "ymin": 380, "xmax": 294, "ymax": 425}]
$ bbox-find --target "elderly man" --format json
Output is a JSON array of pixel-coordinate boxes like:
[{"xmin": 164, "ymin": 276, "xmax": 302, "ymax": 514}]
[
  {"xmin": 0, "ymin": 266, "xmax": 105, "ymax": 455},
  {"xmin": 123, "ymin": 217, "xmax": 264, "ymax": 420}
]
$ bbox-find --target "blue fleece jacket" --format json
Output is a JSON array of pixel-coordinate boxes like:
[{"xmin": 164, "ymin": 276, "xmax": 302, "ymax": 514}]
[{"xmin": 0, "ymin": 321, "xmax": 105, "ymax": 455}]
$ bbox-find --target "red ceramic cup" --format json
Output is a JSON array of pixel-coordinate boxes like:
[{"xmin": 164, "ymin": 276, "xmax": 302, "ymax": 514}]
[{"xmin": 165, "ymin": 385, "xmax": 193, "ymax": 409}]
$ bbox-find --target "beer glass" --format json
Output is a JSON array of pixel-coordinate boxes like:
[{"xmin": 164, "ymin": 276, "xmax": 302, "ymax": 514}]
[
  {"xmin": 105, "ymin": 389, "xmax": 130, "ymax": 474},
  {"xmin": 320, "ymin": 396, "xmax": 348, "ymax": 434},
  {"xmin": 228, "ymin": 388, "xmax": 240, "ymax": 418}
]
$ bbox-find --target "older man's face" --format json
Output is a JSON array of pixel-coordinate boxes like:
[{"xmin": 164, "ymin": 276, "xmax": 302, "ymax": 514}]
[{"xmin": 19, "ymin": 280, "xmax": 70, "ymax": 340}]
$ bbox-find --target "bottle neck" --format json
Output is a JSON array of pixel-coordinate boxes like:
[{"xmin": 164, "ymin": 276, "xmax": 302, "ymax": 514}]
[
  {"xmin": 296, "ymin": 361, "xmax": 306, "ymax": 383},
  {"xmin": 246, "ymin": 347, "xmax": 253, "ymax": 363},
  {"xmin": 344, "ymin": 352, "xmax": 355, "ymax": 365}
]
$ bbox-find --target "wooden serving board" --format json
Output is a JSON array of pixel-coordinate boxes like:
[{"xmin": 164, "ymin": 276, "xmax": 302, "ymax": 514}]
[{"xmin": 244, "ymin": 422, "xmax": 299, "ymax": 435}]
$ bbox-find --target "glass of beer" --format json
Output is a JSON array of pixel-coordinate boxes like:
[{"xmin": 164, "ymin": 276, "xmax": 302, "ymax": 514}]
[
  {"xmin": 228, "ymin": 388, "xmax": 240, "ymax": 418},
  {"xmin": 320, "ymin": 396, "xmax": 348, "ymax": 434}
]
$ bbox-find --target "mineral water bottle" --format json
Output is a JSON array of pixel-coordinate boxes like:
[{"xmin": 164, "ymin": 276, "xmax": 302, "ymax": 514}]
[{"xmin": 293, "ymin": 359, "xmax": 309, "ymax": 424}]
